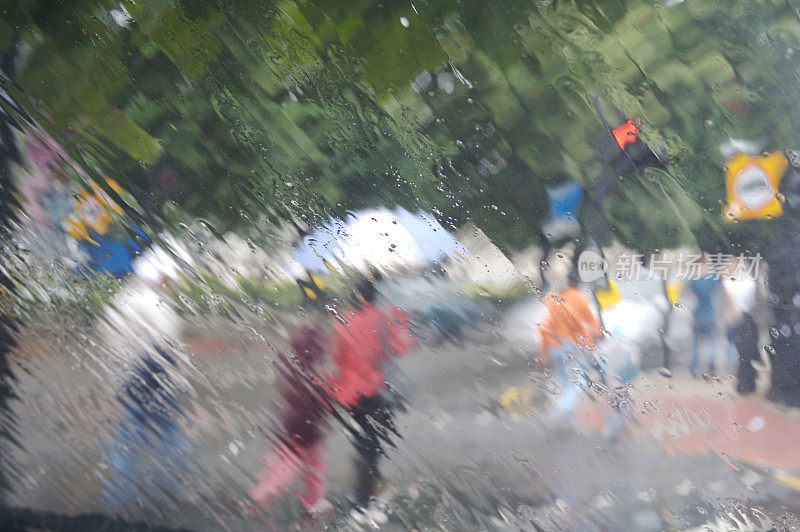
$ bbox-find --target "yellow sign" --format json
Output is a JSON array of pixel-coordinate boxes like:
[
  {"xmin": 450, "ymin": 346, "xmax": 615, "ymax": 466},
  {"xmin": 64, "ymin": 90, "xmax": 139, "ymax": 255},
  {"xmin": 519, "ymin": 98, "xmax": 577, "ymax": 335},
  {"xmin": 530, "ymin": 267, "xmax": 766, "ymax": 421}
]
[
  {"xmin": 722, "ymin": 152, "xmax": 788, "ymax": 221},
  {"xmin": 64, "ymin": 177, "xmax": 125, "ymax": 241}
]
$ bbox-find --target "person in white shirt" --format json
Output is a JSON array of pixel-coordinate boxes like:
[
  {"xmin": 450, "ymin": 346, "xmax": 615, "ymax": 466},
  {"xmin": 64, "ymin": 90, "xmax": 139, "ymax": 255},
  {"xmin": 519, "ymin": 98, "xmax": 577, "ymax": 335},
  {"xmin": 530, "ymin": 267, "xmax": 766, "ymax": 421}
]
[{"xmin": 722, "ymin": 275, "xmax": 759, "ymax": 394}]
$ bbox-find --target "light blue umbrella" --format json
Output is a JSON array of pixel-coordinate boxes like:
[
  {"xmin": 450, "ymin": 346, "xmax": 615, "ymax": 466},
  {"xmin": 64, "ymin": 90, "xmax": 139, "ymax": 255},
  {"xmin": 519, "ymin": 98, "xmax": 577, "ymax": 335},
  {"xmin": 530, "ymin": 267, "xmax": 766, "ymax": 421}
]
[{"xmin": 392, "ymin": 207, "xmax": 469, "ymax": 264}]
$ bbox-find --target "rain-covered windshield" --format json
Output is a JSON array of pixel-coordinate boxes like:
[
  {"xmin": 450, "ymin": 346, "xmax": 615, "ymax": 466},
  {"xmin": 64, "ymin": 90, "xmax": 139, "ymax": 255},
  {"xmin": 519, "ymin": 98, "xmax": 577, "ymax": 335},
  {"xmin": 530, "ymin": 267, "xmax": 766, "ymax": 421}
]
[{"xmin": 2, "ymin": 1, "xmax": 800, "ymax": 529}]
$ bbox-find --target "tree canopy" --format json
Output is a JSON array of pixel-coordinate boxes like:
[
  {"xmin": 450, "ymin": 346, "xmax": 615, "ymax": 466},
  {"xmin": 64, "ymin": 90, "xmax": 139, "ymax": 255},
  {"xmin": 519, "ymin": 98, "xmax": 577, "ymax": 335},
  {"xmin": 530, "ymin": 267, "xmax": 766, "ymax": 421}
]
[{"xmin": 3, "ymin": 0, "xmax": 800, "ymax": 253}]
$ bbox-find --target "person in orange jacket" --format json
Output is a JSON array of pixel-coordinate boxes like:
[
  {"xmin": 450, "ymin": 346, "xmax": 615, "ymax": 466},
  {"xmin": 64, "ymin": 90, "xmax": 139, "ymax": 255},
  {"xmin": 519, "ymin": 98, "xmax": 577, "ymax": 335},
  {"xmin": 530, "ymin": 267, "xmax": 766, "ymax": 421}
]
[
  {"xmin": 326, "ymin": 277, "xmax": 417, "ymax": 511},
  {"xmin": 537, "ymin": 271, "xmax": 603, "ymax": 422}
]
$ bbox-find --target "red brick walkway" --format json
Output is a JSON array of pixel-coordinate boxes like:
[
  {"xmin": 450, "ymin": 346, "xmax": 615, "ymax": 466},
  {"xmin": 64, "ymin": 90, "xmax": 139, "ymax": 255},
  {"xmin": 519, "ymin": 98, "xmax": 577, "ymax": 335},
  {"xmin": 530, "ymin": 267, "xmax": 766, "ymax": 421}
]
[{"xmin": 576, "ymin": 379, "xmax": 800, "ymax": 470}]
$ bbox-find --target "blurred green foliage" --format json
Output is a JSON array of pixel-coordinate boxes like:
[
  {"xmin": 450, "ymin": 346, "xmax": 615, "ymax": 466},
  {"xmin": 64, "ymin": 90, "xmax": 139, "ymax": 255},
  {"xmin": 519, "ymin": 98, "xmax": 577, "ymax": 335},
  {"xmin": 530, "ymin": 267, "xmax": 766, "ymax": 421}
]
[{"xmin": 3, "ymin": 0, "xmax": 800, "ymax": 253}]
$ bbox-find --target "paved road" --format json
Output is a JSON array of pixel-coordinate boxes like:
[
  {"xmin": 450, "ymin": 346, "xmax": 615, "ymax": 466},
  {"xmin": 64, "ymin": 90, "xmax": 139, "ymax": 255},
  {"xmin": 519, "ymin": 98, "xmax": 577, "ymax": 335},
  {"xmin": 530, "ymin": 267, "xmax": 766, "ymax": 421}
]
[{"xmin": 3, "ymin": 293, "xmax": 799, "ymax": 530}]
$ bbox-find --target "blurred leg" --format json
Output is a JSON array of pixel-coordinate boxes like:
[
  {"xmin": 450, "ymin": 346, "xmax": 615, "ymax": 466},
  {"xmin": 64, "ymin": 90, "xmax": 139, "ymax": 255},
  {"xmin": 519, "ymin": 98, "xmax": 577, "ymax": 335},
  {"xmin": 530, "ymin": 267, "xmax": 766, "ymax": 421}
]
[
  {"xmin": 549, "ymin": 341, "xmax": 584, "ymax": 421},
  {"xmin": 690, "ymin": 325, "xmax": 700, "ymax": 376},
  {"xmin": 297, "ymin": 443, "xmax": 327, "ymax": 511},
  {"xmin": 736, "ymin": 314, "xmax": 758, "ymax": 394},
  {"xmin": 706, "ymin": 327, "xmax": 718, "ymax": 375},
  {"xmin": 350, "ymin": 395, "xmax": 394, "ymax": 508},
  {"xmin": 249, "ymin": 445, "xmax": 300, "ymax": 507}
]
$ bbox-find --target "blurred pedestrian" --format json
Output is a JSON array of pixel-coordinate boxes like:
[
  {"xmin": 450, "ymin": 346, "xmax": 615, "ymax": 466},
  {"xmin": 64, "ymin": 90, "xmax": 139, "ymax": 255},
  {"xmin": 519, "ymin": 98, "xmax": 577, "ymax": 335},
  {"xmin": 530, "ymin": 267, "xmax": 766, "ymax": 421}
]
[
  {"xmin": 721, "ymin": 274, "xmax": 759, "ymax": 393},
  {"xmin": 248, "ymin": 325, "xmax": 333, "ymax": 514},
  {"xmin": 537, "ymin": 270, "xmax": 602, "ymax": 423},
  {"xmin": 326, "ymin": 277, "xmax": 416, "ymax": 518},
  {"xmin": 99, "ymin": 346, "xmax": 192, "ymax": 515},
  {"xmin": 763, "ymin": 163, "xmax": 800, "ymax": 406},
  {"xmin": 687, "ymin": 270, "xmax": 723, "ymax": 377}
]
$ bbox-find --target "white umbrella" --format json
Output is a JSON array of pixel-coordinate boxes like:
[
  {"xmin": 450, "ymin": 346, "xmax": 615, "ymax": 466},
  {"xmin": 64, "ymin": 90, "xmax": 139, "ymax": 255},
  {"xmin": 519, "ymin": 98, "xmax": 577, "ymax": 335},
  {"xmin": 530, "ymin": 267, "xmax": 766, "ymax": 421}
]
[
  {"xmin": 392, "ymin": 207, "xmax": 468, "ymax": 264},
  {"xmin": 287, "ymin": 207, "xmax": 470, "ymax": 276},
  {"xmin": 338, "ymin": 208, "xmax": 426, "ymax": 272}
]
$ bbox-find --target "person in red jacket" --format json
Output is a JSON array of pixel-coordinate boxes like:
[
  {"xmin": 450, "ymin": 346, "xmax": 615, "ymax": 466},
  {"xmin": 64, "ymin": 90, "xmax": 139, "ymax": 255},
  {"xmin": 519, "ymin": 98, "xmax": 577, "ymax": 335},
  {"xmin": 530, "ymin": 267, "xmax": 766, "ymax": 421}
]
[{"xmin": 326, "ymin": 277, "xmax": 416, "ymax": 511}]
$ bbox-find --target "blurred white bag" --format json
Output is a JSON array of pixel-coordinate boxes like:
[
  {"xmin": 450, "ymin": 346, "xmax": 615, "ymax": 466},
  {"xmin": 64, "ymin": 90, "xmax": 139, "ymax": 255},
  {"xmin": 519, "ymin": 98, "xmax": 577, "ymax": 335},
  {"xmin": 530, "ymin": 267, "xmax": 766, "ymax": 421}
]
[{"xmin": 596, "ymin": 332, "xmax": 642, "ymax": 384}]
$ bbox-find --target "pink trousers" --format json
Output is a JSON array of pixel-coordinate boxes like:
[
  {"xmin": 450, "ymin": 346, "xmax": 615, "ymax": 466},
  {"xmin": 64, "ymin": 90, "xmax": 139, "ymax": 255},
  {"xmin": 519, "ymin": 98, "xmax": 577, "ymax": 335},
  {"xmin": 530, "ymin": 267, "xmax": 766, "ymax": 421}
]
[{"xmin": 249, "ymin": 442, "xmax": 326, "ymax": 511}]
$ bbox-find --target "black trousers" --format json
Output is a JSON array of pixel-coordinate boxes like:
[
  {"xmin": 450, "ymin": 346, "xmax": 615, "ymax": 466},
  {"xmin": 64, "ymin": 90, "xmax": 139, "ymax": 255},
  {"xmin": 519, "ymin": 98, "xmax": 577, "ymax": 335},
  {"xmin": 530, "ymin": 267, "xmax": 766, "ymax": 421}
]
[
  {"xmin": 732, "ymin": 314, "xmax": 759, "ymax": 394},
  {"xmin": 768, "ymin": 333, "xmax": 800, "ymax": 407},
  {"xmin": 349, "ymin": 393, "xmax": 398, "ymax": 507}
]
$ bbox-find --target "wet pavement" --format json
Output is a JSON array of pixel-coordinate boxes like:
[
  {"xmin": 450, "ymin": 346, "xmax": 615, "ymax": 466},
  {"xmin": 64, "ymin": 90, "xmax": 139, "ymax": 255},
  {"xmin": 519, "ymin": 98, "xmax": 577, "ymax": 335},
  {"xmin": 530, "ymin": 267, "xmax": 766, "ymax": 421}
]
[{"xmin": 5, "ymin": 295, "xmax": 800, "ymax": 530}]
